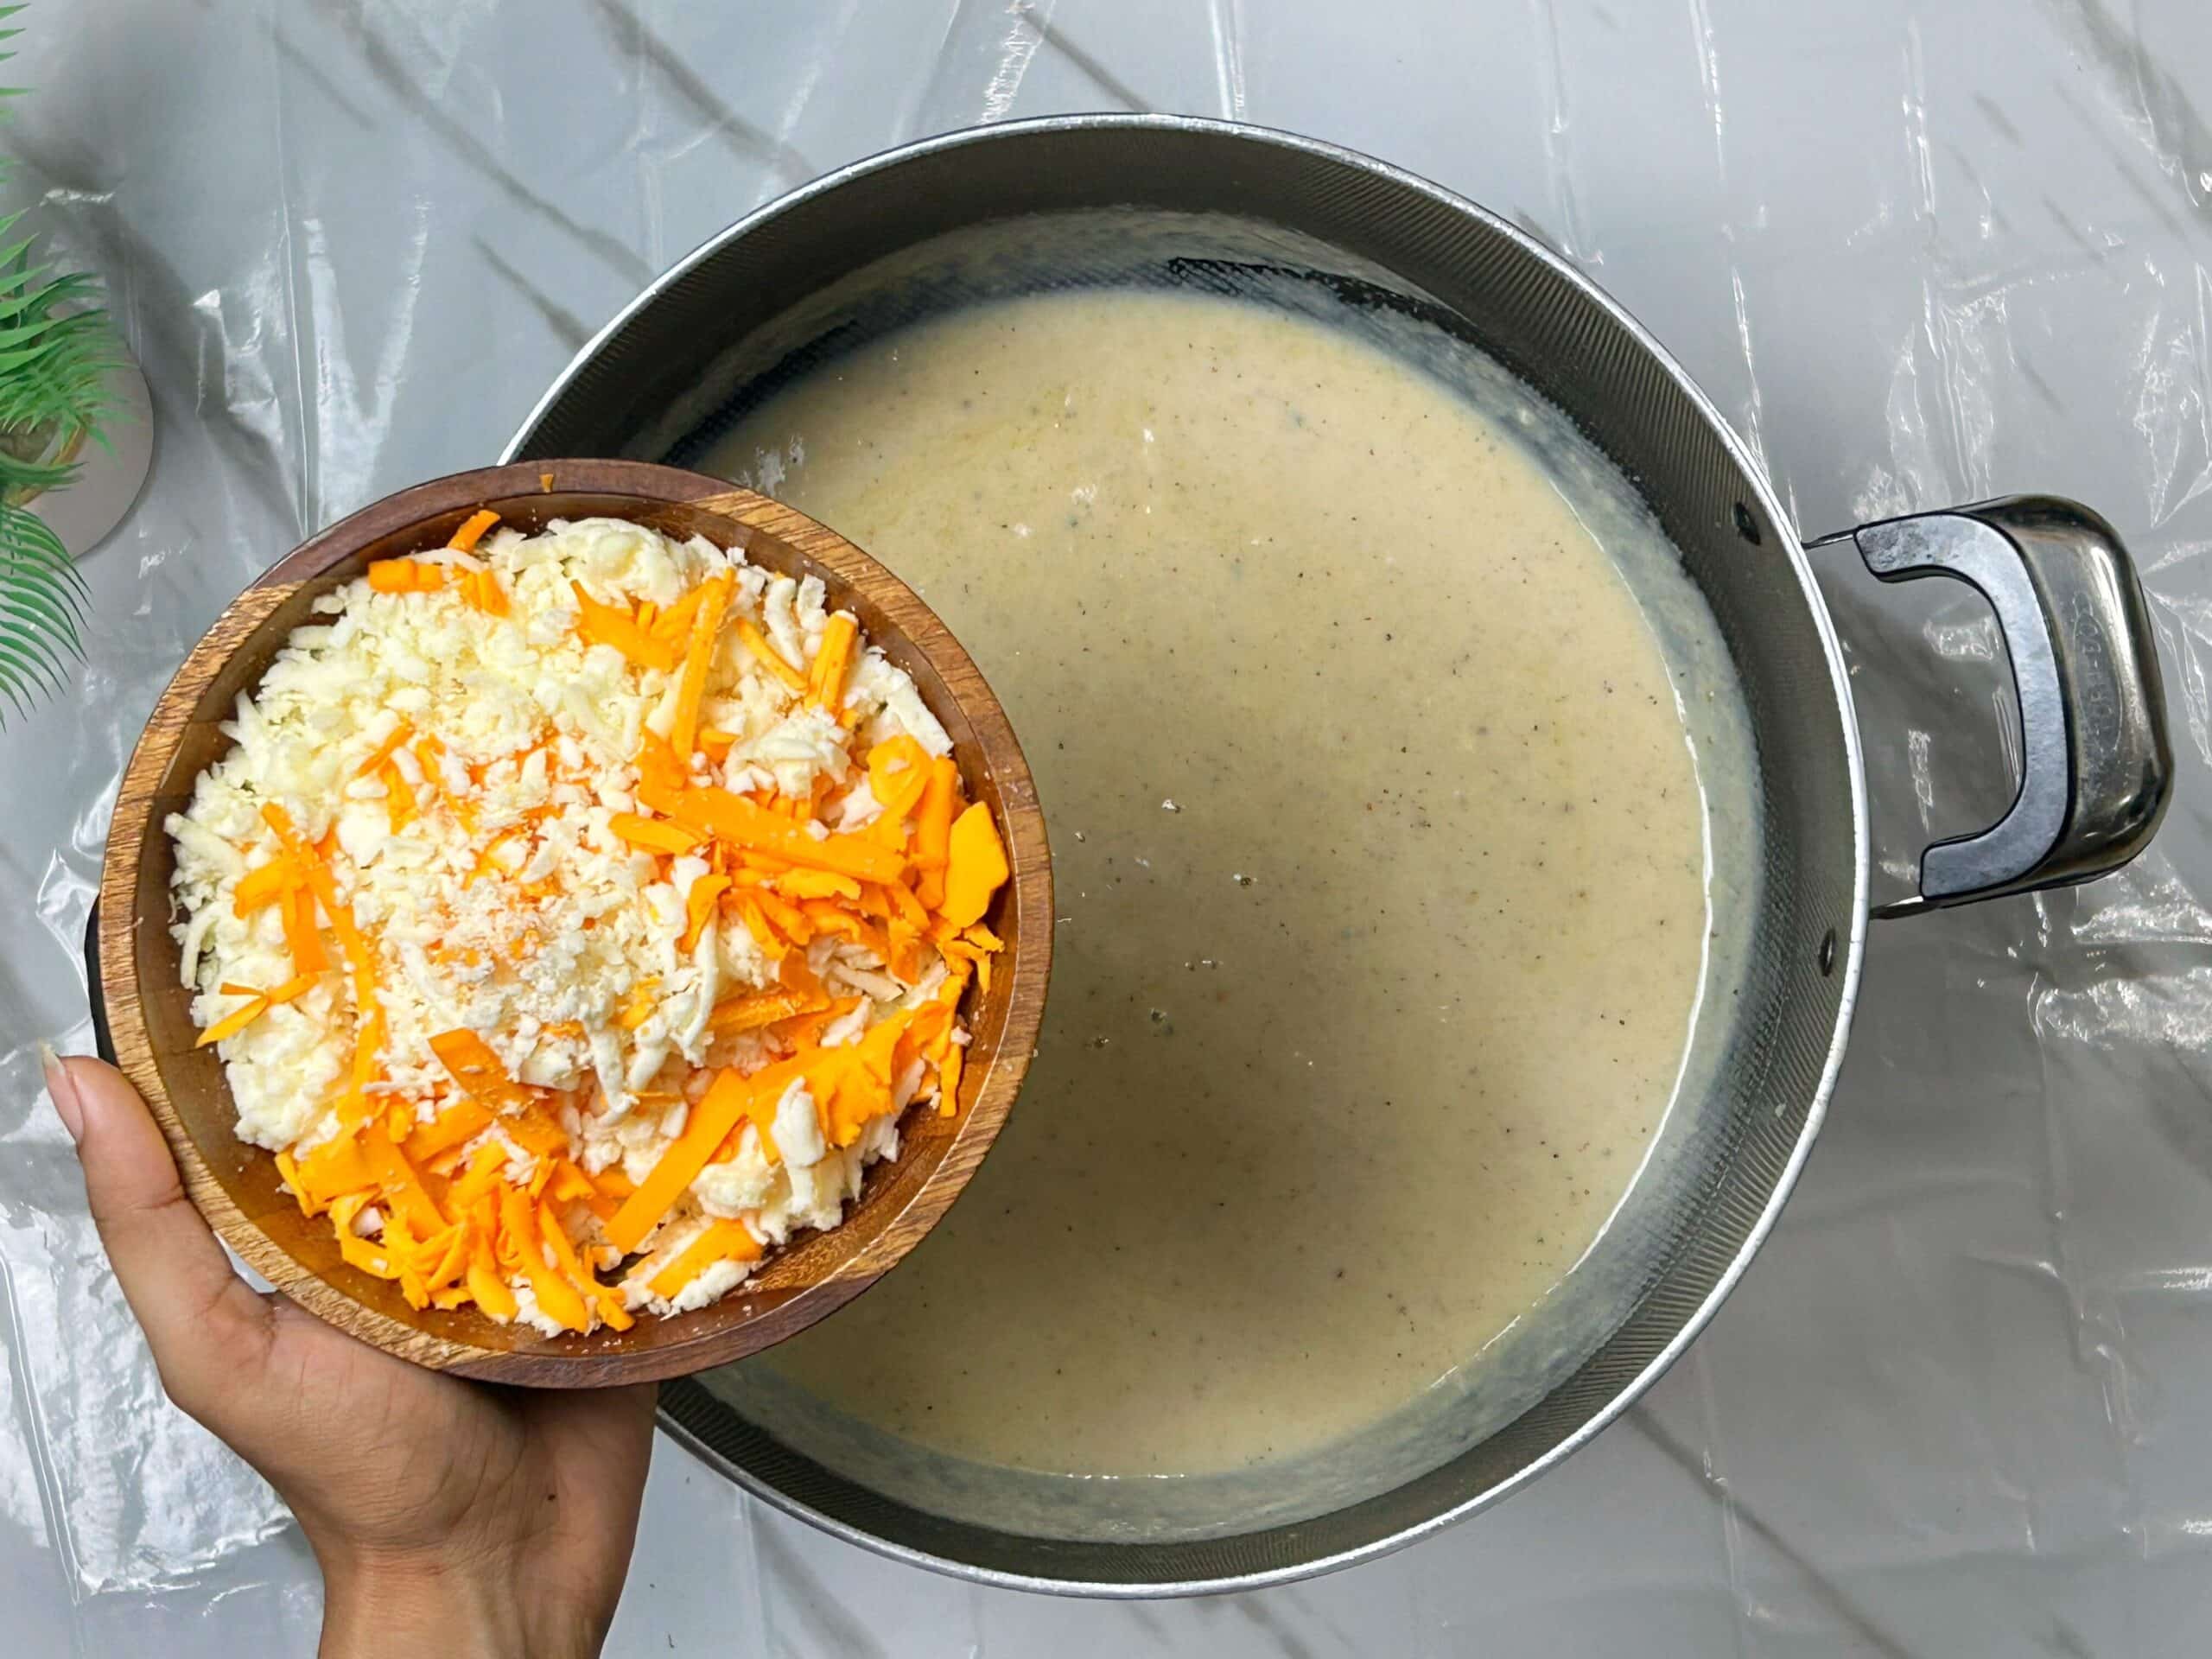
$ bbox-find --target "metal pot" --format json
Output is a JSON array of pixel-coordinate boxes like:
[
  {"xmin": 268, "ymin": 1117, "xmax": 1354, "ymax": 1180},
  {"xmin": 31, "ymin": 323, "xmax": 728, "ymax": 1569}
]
[{"xmin": 505, "ymin": 115, "xmax": 2171, "ymax": 1594}]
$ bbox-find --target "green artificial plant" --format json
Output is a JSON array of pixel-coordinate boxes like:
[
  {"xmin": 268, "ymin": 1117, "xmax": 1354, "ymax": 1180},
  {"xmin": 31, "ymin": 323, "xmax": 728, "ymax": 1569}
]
[{"xmin": 0, "ymin": 3, "xmax": 122, "ymax": 721}]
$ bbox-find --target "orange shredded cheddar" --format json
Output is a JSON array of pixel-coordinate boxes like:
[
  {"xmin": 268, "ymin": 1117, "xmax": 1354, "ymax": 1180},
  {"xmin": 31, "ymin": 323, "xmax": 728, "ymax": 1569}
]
[
  {"xmin": 332, "ymin": 1193, "xmax": 401, "ymax": 1281},
  {"xmin": 882, "ymin": 878, "xmax": 931, "ymax": 934},
  {"xmin": 451, "ymin": 1143, "xmax": 510, "ymax": 1208},
  {"xmin": 274, "ymin": 1150, "xmax": 318, "ymax": 1217},
  {"xmin": 820, "ymin": 1018, "xmax": 906, "ymax": 1146},
  {"xmin": 339, "ymin": 1237, "xmax": 402, "ymax": 1281},
  {"xmin": 639, "ymin": 779, "xmax": 907, "ymax": 885},
  {"xmin": 751, "ymin": 886, "xmax": 815, "ymax": 945},
  {"xmin": 232, "ymin": 858, "xmax": 293, "ymax": 916},
  {"xmin": 593, "ymin": 1282, "xmax": 636, "ymax": 1332},
  {"xmin": 736, "ymin": 616, "xmax": 807, "ymax": 692},
  {"xmin": 263, "ymin": 971, "xmax": 318, "ymax": 1006},
  {"xmin": 937, "ymin": 1042, "xmax": 964, "ymax": 1116},
  {"xmin": 938, "ymin": 960, "xmax": 973, "ymax": 1016},
  {"xmin": 868, "ymin": 810, "xmax": 911, "ymax": 853},
  {"xmin": 941, "ymin": 802, "xmax": 1010, "ymax": 928},
  {"xmin": 429, "ymin": 1027, "xmax": 535, "ymax": 1113},
  {"xmin": 633, "ymin": 728, "xmax": 687, "ymax": 798},
  {"xmin": 261, "ymin": 803, "xmax": 377, "ymax": 1018},
  {"xmin": 671, "ymin": 570, "xmax": 734, "ymax": 757},
  {"xmin": 594, "ymin": 1166, "xmax": 636, "ymax": 1200},
  {"xmin": 683, "ymin": 874, "xmax": 730, "ymax": 950},
  {"xmin": 803, "ymin": 899, "xmax": 887, "ymax": 959},
  {"xmin": 645, "ymin": 1218, "xmax": 762, "ymax": 1299},
  {"xmin": 648, "ymin": 584, "xmax": 707, "ymax": 647},
  {"xmin": 618, "ymin": 977, "xmax": 661, "ymax": 1030},
  {"xmin": 698, "ymin": 727, "xmax": 737, "ymax": 760},
  {"xmin": 607, "ymin": 1063, "xmax": 799, "ymax": 1255},
  {"xmin": 912, "ymin": 757, "xmax": 959, "ymax": 910},
  {"xmin": 296, "ymin": 1132, "xmax": 373, "ymax": 1210},
  {"xmin": 280, "ymin": 882, "xmax": 328, "ymax": 976},
  {"xmin": 905, "ymin": 1001, "xmax": 954, "ymax": 1060},
  {"xmin": 735, "ymin": 893, "xmax": 785, "ymax": 956},
  {"xmin": 572, "ymin": 580, "xmax": 677, "ymax": 672},
  {"xmin": 422, "ymin": 1141, "xmax": 474, "ymax": 1179},
  {"xmin": 467, "ymin": 1204, "xmax": 518, "ymax": 1319},
  {"xmin": 775, "ymin": 868, "xmax": 861, "ymax": 902},
  {"xmin": 505, "ymin": 1100, "xmax": 571, "ymax": 1160},
  {"xmin": 354, "ymin": 720, "xmax": 416, "ymax": 778},
  {"xmin": 194, "ymin": 990, "xmax": 270, "ymax": 1048},
  {"xmin": 466, "ymin": 568, "xmax": 510, "ymax": 617},
  {"xmin": 808, "ymin": 613, "xmax": 857, "ymax": 712},
  {"xmin": 415, "ymin": 1223, "xmax": 474, "ymax": 1296},
  {"xmin": 366, "ymin": 557, "xmax": 451, "ymax": 594},
  {"xmin": 467, "ymin": 834, "xmax": 523, "ymax": 887},
  {"xmin": 380, "ymin": 759, "xmax": 418, "ymax": 831},
  {"xmin": 546, "ymin": 1160, "xmax": 617, "ymax": 1224},
  {"xmin": 563, "ymin": 1224, "xmax": 634, "ymax": 1330},
  {"xmin": 359, "ymin": 1121, "xmax": 445, "ymax": 1243},
  {"xmin": 709, "ymin": 986, "xmax": 829, "ymax": 1036},
  {"xmin": 886, "ymin": 919, "xmax": 923, "ymax": 982},
  {"xmin": 866, "ymin": 735, "xmax": 931, "ymax": 821},
  {"xmin": 408, "ymin": 1099, "xmax": 493, "ymax": 1161},
  {"xmin": 447, "ymin": 508, "xmax": 499, "ymax": 553},
  {"xmin": 499, "ymin": 1185, "xmax": 588, "ymax": 1332},
  {"xmin": 539, "ymin": 1199, "xmax": 631, "ymax": 1332},
  {"xmin": 608, "ymin": 811, "xmax": 702, "ymax": 855}
]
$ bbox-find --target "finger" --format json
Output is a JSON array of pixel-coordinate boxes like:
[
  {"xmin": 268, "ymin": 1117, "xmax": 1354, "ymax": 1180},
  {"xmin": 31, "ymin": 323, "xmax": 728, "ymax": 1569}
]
[{"xmin": 44, "ymin": 1053, "xmax": 272, "ymax": 1416}]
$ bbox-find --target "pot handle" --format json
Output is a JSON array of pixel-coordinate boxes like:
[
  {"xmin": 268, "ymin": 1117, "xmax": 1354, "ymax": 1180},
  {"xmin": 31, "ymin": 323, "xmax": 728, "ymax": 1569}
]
[{"xmin": 1809, "ymin": 495, "xmax": 2171, "ymax": 918}]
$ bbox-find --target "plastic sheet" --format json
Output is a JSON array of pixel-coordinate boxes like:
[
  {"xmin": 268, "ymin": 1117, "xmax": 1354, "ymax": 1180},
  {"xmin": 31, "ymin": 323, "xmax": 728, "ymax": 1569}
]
[{"xmin": 8, "ymin": 1, "xmax": 2212, "ymax": 1651}]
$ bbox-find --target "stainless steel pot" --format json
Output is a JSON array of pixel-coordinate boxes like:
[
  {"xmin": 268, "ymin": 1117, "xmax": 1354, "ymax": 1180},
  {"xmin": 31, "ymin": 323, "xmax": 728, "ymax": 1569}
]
[{"xmin": 505, "ymin": 114, "xmax": 2171, "ymax": 1594}]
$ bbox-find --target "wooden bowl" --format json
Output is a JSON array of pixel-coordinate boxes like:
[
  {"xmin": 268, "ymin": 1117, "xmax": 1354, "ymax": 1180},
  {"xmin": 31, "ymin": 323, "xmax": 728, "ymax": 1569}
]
[{"xmin": 94, "ymin": 460, "xmax": 1051, "ymax": 1387}]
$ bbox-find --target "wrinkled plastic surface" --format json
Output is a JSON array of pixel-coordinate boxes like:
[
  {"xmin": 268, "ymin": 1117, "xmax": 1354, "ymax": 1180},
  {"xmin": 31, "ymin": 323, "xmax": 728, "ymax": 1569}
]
[{"xmin": 9, "ymin": 1, "xmax": 2212, "ymax": 1652}]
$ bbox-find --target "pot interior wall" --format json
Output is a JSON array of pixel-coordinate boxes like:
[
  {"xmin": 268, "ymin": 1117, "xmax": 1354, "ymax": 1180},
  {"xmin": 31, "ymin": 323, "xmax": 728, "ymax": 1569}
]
[{"xmin": 508, "ymin": 121, "xmax": 1860, "ymax": 1591}]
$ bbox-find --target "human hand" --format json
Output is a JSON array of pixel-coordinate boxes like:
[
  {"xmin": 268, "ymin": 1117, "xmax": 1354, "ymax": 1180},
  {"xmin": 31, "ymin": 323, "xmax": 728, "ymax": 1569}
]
[{"xmin": 42, "ymin": 1052, "xmax": 658, "ymax": 1659}]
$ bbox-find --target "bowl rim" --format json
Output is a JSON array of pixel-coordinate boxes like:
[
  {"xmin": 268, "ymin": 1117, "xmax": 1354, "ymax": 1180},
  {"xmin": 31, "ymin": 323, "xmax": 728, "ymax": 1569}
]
[{"xmin": 96, "ymin": 457, "xmax": 1052, "ymax": 1388}]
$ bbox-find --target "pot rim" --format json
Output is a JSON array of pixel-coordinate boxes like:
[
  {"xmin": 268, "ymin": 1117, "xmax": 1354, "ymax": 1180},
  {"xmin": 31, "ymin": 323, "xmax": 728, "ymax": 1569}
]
[{"xmin": 505, "ymin": 109, "xmax": 1872, "ymax": 1598}]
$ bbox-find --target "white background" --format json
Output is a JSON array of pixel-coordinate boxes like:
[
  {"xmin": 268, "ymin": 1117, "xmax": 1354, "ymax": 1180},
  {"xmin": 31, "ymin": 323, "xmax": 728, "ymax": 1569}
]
[{"xmin": 8, "ymin": 3, "xmax": 2212, "ymax": 1653}]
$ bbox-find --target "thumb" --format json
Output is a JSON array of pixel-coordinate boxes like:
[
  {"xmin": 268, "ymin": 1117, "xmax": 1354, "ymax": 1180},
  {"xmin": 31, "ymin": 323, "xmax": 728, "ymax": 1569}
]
[{"xmin": 41, "ymin": 1050, "xmax": 273, "ymax": 1422}]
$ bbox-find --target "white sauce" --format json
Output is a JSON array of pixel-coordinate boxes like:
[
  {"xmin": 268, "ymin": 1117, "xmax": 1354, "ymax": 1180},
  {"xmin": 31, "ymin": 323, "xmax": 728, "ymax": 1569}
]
[{"xmin": 705, "ymin": 288, "xmax": 1738, "ymax": 1483}]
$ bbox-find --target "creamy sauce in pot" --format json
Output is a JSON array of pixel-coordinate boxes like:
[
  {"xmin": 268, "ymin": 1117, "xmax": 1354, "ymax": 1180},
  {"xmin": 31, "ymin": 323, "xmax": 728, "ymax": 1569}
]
[{"xmin": 705, "ymin": 289, "xmax": 1722, "ymax": 1479}]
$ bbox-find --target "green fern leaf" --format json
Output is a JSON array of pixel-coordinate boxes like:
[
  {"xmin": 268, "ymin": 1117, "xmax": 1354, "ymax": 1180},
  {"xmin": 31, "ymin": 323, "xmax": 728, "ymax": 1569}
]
[{"xmin": 0, "ymin": 496, "xmax": 89, "ymax": 714}]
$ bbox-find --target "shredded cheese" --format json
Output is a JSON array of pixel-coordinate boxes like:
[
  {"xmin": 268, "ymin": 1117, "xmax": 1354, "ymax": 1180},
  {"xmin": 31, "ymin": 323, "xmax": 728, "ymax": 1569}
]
[{"xmin": 166, "ymin": 514, "xmax": 1013, "ymax": 1335}]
